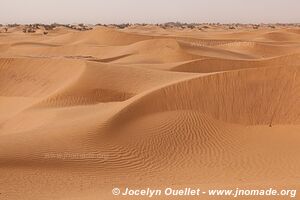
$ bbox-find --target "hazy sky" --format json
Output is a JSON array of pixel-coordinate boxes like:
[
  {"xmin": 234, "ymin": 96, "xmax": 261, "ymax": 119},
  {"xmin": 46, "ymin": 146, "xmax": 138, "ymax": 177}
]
[{"xmin": 1, "ymin": 0, "xmax": 299, "ymax": 24}]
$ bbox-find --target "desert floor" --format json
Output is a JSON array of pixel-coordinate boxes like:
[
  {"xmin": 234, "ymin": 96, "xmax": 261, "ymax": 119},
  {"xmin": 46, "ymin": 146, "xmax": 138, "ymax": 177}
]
[{"xmin": 0, "ymin": 25, "xmax": 300, "ymax": 199}]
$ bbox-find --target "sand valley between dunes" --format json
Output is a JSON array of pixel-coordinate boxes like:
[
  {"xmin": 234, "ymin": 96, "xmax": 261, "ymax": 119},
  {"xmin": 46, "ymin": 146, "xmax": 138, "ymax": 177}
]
[{"xmin": 0, "ymin": 24, "xmax": 300, "ymax": 199}]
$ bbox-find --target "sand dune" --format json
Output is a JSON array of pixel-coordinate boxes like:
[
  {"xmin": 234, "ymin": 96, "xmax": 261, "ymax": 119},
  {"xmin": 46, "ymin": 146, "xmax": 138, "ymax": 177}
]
[
  {"xmin": 1, "ymin": 25, "xmax": 300, "ymax": 200},
  {"xmin": 171, "ymin": 53, "xmax": 300, "ymax": 73},
  {"xmin": 45, "ymin": 27, "xmax": 154, "ymax": 46}
]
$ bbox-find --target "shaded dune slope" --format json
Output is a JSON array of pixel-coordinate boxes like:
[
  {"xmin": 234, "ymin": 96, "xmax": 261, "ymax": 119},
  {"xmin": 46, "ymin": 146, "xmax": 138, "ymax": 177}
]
[
  {"xmin": 108, "ymin": 66, "xmax": 300, "ymax": 128},
  {"xmin": 0, "ymin": 58, "xmax": 85, "ymax": 122},
  {"xmin": 171, "ymin": 53, "xmax": 300, "ymax": 73},
  {"xmin": 35, "ymin": 61, "xmax": 194, "ymax": 107}
]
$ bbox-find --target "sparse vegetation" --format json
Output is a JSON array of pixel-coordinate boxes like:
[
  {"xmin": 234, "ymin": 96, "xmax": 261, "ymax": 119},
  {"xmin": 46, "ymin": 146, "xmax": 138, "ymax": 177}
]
[
  {"xmin": 7, "ymin": 23, "xmax": 20, "ymax": 27},
  {"xmin": 2, "ymin": 23, "xmax": 299, "ymax": 34},
  {"xmin": 63, "ymin": 23, "xmax": 93, "ymax": 31},
  {"xmin": 253, "ymin": 24, "xmax": 260, "ymax": 29},
  {"xmin": 114, "ymin": 23, "xmax": 130, "ymax": 29},
  {"xmin": 64, "ymin": 22, "xmax": 299, "ymax": 31},
  {"xmin": 23, "ymin": 28, "xmax": 36, "ymax": 33},
  {"xmin": 44, "ymin": 24, "xmax": 56, "ymax": 31},
  {"xmin": 22, "ymin": 25, "xmax": 37, "ymax": 33},
  {"xmin": 187, "ymin": 24, "xmax": 195, "ymax": 29}
]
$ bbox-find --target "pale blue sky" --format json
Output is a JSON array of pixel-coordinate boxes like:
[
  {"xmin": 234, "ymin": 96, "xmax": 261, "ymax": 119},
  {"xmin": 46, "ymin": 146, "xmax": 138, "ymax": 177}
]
[{"xmin": 1, "ymin": 0, "xmax": 299, "ymax": 24}]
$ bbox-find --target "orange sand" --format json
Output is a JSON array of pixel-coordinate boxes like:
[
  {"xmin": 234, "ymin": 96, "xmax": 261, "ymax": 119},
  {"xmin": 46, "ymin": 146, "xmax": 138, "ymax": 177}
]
[{"xmin": 0, "ymin": 25, "xmax": 300, "ymax": 199}]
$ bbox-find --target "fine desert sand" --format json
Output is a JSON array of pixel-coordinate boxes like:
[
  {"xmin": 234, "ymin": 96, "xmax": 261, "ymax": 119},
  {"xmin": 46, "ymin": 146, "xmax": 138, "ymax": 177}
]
[{"xmin": 0, "ymin": 24, "xmax": 300, "ymax": 199}]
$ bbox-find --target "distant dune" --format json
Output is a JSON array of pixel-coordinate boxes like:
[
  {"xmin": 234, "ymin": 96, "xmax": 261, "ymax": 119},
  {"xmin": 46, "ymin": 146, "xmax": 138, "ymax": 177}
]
[{"xmin": 0, "ymin": 24, "xmax": 300, "ymax": 200}]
